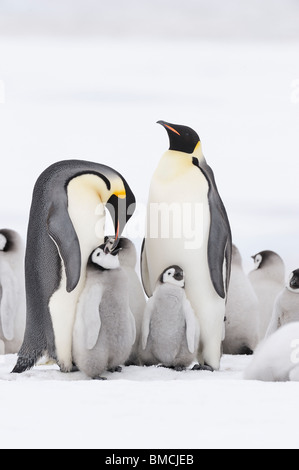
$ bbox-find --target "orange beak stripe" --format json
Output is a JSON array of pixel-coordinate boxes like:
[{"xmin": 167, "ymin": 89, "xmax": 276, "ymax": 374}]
[
  {"xmin": 163, "ymin": 124, "xmax": 181, "ymax": 136},
  {"xmin": 115, "ymin": 220, "xmax": 120, "ymax": 242}
]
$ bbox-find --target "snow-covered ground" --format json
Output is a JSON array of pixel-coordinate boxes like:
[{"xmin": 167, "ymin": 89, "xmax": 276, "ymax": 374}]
[
  {"xmin": 0, "ymin": 1, "xmax": 299, "ymax": 450},
  {"xmin": 1, "ymin": 353, "xmax": 299, "ymax": 450}
]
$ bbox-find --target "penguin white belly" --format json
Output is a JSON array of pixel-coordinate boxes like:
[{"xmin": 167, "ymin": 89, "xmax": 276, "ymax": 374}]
[
  {"xmin": 145, "ymin": 165, "xmax": 224, "ymax": 369},
  {"xmin": 49, "ymin": 175, "xmax": 108, "ymax": 371}
]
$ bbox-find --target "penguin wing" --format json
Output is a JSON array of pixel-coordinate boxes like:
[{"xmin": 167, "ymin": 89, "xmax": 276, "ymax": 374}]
[
  {"xmin": 140, "ymin": 239, "xmax": 153, "ymax": 298},
  {"xmin": 183, "ymin": 296, "xmax": 200, "ymax": 354},
  {"xmin": 194, "ymin": 158, "xmax": 232, "ymax": 299},
  {"xmin": 77, "ymin": 284, "xmax": 103, "ymax": 350},
  {"xmin": 0, "ymin": 261, "xmax": 18, "ymax": 341},
  {"xmin": 47, "ymin": 200, "xmax": 81, "ymax": 293},
  {"xmin": 141, "ymin": 296, "xmax": 155, "ymax": 350}
]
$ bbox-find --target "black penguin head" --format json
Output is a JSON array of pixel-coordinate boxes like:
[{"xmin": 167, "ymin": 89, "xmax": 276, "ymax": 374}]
[
  {"xmin": 159, "ymin": 265, "xmax": 185, "ymax": 288},
  {"xmin": 89, "ymin": 243, "xmax": 120, "ymax": 271},
  {"xmin": 157, "ymin": 120, "xmax": 200, "ymax": 154},
  {"xmin": 288, "ymin": 269, "xmax": 299, "ymax": 291}
]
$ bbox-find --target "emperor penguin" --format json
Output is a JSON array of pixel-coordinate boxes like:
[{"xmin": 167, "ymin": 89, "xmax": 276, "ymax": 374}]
[
  {"xmin": 141, "ymin": 121, "xmax": 232, "ymax": 370},
  {"xmin": 244, "ymin": 322, "xmax": 299, "ymax": 382},
  {"xmin": 248, "ymin": 250, "xmax": 285, "ymax": 340},
  {"xmin": 0, "ymin": 229, "xmax": 26, "ymax": 354},
  {"xmin": 266, "ymin": 269, "xmax": 299, "ymax": 337},
  {"xmin": 104, "ymin": 236, "xmax": 146, "ymax": 365},
  {"xmin": 140, "ymin": 266, "xmax": 200, "ymax": 370},
  {"xmin": 72, "ymin": 243, "xmax": 136, "ymax": 379},
  {"xmin": 12, "ymin": 160, "xmax": 135, "ymax": 373},
  {"xmin": 223, "ymin": 244, "xmax": 259, "ymax": 355}
]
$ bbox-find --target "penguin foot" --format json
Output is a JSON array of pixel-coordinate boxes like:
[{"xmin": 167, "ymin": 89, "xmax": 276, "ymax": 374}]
[
  {"xmin": 158, "ymin": 364, "xmax": 186, "ymax": 372},
  {"xmin": 11, "ymin": 356, "xmax": 35, "ymax": 374},
  {"xmin": 192, "ymin": 363, "xmax": 214, "ymax": 372},
  {"xmin": 237, "ymin": 345, "xmax": 253, "ymax": 355},
  {"xmin": 92, "ymin": 376, "xmax": 108, "ymax": 381},
  {"xmin": 173, "ymin": 365, "xmax": 186, "ymax": 372},
  {"xmin": 108, "ymin": 366, "xmax": 122, "ymax": 373}
]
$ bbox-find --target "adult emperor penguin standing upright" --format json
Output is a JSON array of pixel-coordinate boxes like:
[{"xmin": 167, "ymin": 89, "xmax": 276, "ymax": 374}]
[
  {"xmin": 12, "ymin": 160, "xmax": 135, "ymax": 373},
  {"xmin": 141, "ymin": 121, "xmax": 232, "ymax": 370}
]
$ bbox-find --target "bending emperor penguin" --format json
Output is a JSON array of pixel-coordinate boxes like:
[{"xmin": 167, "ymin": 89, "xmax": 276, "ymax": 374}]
[
  {"xmin": 73, "ymin": 243, "xmax": 136, "ymax": 380},
  {"xmin": 141, "ymin": 121, "xmax": 232, "ymax": 370},
  {"xmin": 104, "ymin": 236, "xmax": 146, "ymax": 365},
  {"xmin": 266, "ymin": 269, "xmax": 299, "ymax": 337},
  {"xmin": 223, "ymin": 244, "xmax": 259, "ymax": 355},
  {"xmin": 0, "ymin": 229, "xmax": 26, "ymax": 354},
  {"xmin": 12, "ymin": 160, "xmax": 135, "ymax": 373},
  {"xmin": 140, "ymin": 266, "xmax": 200, "ymax": 370},
  {"xmin": 248, "ymin": 250, "xmax": 285, "ymax": 340}
]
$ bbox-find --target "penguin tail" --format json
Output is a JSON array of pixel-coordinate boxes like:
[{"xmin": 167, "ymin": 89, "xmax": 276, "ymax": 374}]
[{"xmin": 11, "ymin": 356, "xmax": 36, "ymax": 373}]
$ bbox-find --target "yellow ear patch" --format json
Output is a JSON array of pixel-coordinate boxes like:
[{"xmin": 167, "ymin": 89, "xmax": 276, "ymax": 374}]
[{"xmin": 114, "ymin": 189, "xmax": 126, "ymax": 199}]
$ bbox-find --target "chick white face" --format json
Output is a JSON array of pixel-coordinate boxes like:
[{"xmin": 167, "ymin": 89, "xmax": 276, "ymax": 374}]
[
  {"xmin": 161, "ymin": 266, "xmax": 185, "ymax": 288},
  {"xmin": 287, "ymin": 270, "xmax": 299, "ymax": 293},
  {"xmin": 0, "ymin": 234, "xmax": 7, "ymax": 251},
  {"xmin": 91, "ymin": 247, "xmax": 120, "ymax": 270},
  {"xmin": 253, "ymin": 253, "xmax": 263, "ymax": 269},
  {"xmin": 105, "ymin": 237, "xmax": 115, "ymax": 252}
]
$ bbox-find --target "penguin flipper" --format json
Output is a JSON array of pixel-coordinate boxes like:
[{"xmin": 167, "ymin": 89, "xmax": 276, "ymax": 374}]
[
  {"xmin": 141, "ymin": 296, "xmax": 155, "ymax": 350},
  {"xmin": 0, "ymin": 262, "xmax": 18, "ymax": 341},
  {"xmin": 195, "ymin": 158, "xmax": 232, "ymax": 299},
  {"xmin": 183, "ymin": 297, "xmax": 200, "ymax": 354},
  {"xmin": 78, "ymin": 285, "xmax": 103, "ymax": 350},
  {"xmin": 47, "ymin": 201, "xmax": 81, "ymax": 293},
  {"xmin": 140, "ymin": 239, "xmax": 153, "ymax": 298}
]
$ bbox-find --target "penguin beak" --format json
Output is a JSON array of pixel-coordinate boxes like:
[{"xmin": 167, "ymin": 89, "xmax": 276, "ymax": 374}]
[
  {"xmin": 106, "ymin": 190, "xmax": 135, "ymax": 251},
  {"xmin": 157, "ymin": 120, "xmax": 181, "ymax": 136}
]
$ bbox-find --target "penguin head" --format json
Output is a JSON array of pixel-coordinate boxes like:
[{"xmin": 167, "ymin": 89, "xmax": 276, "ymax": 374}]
[
  {"xmin": 0, "ymin": 233, "xmax": 7, "ymax": 251},
  {"xmin": 159, "ymin": 265, "xmax": 185, "ymax": 288},
  {"xmin": 252, "ymin": 253, "xmax": 263, "ymax": 269},
  {"xmin": 89, "ymin": 244, "xmax": 120, "ymax": 271},
  {"xmin": 104, "ymin": 235, "xmax": 137, "ymax": 268},
  {"xmin": 288, "ymin": 269, "xmax": 299, "ymax": 293},
  {"xmin": 157, "ymin": 120, "xmax": 200, "ymax": 155},
  {"xmin": 251, "ymin": 250, "xmax": 284, "ymax": 270}
]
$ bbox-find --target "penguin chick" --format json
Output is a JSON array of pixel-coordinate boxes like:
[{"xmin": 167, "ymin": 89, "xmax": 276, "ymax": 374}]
[
  {"xmin": 248, "ymin": 250, "xmax": 285, "ymax": 340},
  {"xmin": 0, "ymin": 229, "xmax": 25, "ymax": 354},
  {"xmin": 104, "ymin": 236, "xmax": 146, "ymax": 365},
  {"xmin": 223, "ymin": 245, "xmax": 260, "ymax": 355},
  {"xmin": 140, "ymin": 266, "xmax": 200, "ymax": 370},
  {"xmin": 72, "ymin": 244, "xmax": 136, "ymax": 380},
  {"xmin": 244, "ymin": 322, "xmax": 299, "ymax": 382},
  {"xmin": 266, "ymin": 269, "xmax": 299, "ymax": 337}
]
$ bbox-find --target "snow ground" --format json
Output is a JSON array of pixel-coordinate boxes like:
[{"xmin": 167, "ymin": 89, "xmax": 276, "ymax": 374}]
[
  {"xmin": 1, "ymin": 353, "xmax": 299, "ymax": 450},
  {"xmin": 0, "ymin": 11, "xmax": 299, "ymax": 449}
]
